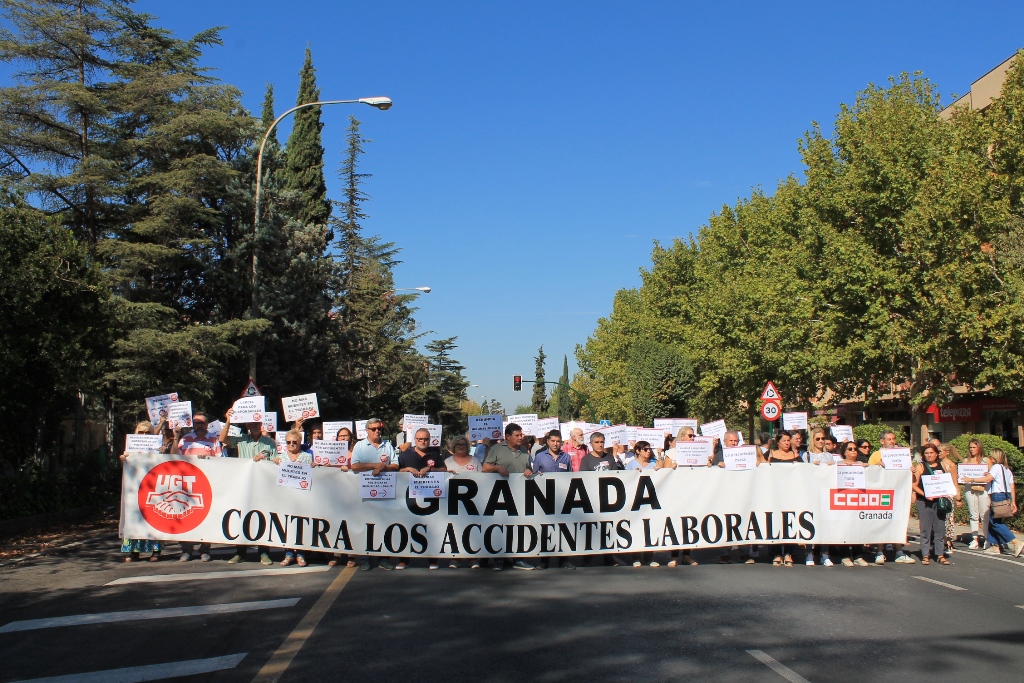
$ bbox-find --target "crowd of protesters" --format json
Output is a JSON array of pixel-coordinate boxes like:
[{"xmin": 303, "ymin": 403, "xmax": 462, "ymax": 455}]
[{"xmin": 119, "ymin": 411, "xmax": 1021, "ymax": 569}]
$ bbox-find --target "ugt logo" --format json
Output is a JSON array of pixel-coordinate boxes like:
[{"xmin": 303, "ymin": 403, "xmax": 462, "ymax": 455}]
[{"xmin": 137, "ymin": 461, "xmax": 213, "ymax": 534}]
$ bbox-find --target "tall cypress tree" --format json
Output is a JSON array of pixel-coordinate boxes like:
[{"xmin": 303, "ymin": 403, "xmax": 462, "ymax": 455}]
[
  {"xmin": 532, "ymin": 345, "xmax": 549, "ymax": 414},
  {"xmin": 282, "ymin": 47, "xmax": 330, "ymax": 227},
  {"xmin": 550, "ymin": 355, "xmax": 571, "ymax": 419}
]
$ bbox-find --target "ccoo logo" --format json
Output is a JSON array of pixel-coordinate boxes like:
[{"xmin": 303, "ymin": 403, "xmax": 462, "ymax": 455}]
[
  {"xmin": 137, "ymin": 461, "xmax": 213, "ymax": 534},
  {"xmin": 829, "ymin": 489, "xmax": 894, "ymax": 510}
]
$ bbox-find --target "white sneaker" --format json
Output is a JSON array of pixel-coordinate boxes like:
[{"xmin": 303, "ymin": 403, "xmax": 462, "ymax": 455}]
[
  {"xmin": 968, "ymin": 538, "xmax": 980, "ymax": 550},
  {"xmin": 894, "ymin": 554, "xmax": 916, "ymax": 564},
  {"xmin": 805, "ymin": 556, "xmax": 815, "ymax": 566},
  {"xmin": 874, "ymin": 553, "xmax": 886, "ymax": 565},
  {"xmin": 841, "ymin": 557, "xmax": 854, "ymax": 567},
  {"xmin": 821, "ymin": 555, "xmax": 834, "ymax": 567}
]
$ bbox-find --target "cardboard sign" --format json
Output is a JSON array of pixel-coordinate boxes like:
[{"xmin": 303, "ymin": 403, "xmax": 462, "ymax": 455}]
[
  {"xmin": 782, "ymin": 412, "xmax": 808, "ymax": 431},
  {"xmin": 322, "ymin": 421, "xmax": 354, "ymax": 440},
  {"xmin": 281, "ymin": 393, "xmax": 319, "ymax": 422},
  {"xmin": 166, "ymin": 401, "xmax": 193, "ymax": 430},
  {"xmin": 360, "ymin": 472, "xmax": 397, "ymax": 499},
  {"xmin": 125, "ymin": 434, "xmax": 164, "ymax": 454},
  {"xmin": 602, "ymin": 424, "xmax": 628, "ymax": 447},
  {"xmin": 654, "ymin": 418, "xmax": 698, "ymax": 435},
  {"xmin": 674, "ymin": 440, "xmax": 714, "ymax": 467},
  {"xmin": 275, "ymin": 431, "xmax": 288, "ymax": 454},
  {"xmin": 402, "ymin": 414, "xmax": 429, "ymax": 429},
  {"xmin": 145, "ymin": 393, "xmax": 179, "ymax": 424},
  {"xmin": 837, "ymin": 465, "xmax": 866, "ymax": 489},
  {"xmin": 533, "ymin": 417, "xmax": 560, "ymax": 439},
  {"xmin": 312, "ymin": 439, "xmax": 349, "ymax": 467},
  {"xmin": 469, "ymin": 414, "xmax": 504, "ymax": 441},
  {"xmin": 507, "ymin": 414, "xmax": 539, "ymax": 436},
  {"xmin": 958, "ymin": 464, "xmax": 989, "ymax": 484},
  {"xmin": 277, "ymin": 460, "xmax": 313, "ymax": 491},
  {"xmin": 880, "ymin": 448, "xmax": 912, "ymax": 471},
  {"xmin": 699, "ymin": 419, "xmax": 728, "ymax": 441},
  {"xmin": 406, "ymin": 424, "xmax": 443, "ymax": 449},
  {"xmin": 634, "ymin": 428, "xmax": 666, "ymax": 446},
  {"xmin": 232, "ymin": 396, "xmax": 266, "ymax": 424},
  {"xmin": 922, "ymin": 472, "xmax": 958, "ymax": 498},
  {"xmin": 261, "ymin": 412, "xmax": 278, "ymax": 434},
  {"xmin": 831, "ymin": 425, "xmax": 854, "ymax": 442},
  {"xmin": 356, "ymin": 420, "xmax": 368, "ymax": 440},
  {"xmin": 723, "ymin": 446, "xmax": 757, "ymax": 471},
  {"xmin": 409, "ymin": 472, "xmax": 447, "ymax": 499}
]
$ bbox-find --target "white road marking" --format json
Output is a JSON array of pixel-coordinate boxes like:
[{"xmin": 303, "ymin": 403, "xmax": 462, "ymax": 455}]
[
  {"xmin": 912, "ymin": 576, "xmax": 967, "ymax": 591},
  {"xmin": 8, "ymin": 653, "xmax": 247, "ymax": 682},
  {"xmin": 955, "ymin": 548, "xmax": 1024, "ymax": 567},
  {"xmin": 0, "ymin": 598, "xmax": 299, "ymax": 633},
  {"xmin": 105, "ymin": 565, "xmax": 329, "ymax": 585},
  {"xmin": 746, "ymin": 649, "xmax": 811, "ymax": 683}
]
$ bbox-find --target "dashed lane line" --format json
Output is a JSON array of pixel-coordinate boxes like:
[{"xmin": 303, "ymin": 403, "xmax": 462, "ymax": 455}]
[
  {"xmin": 912, "ymin": 576, "xmax": 967, "ymax": 591},
  {"xmin": 8, "ymin": 653, "xmax": 247, "ymax": 682},
  {"xmin": 746, "ymin": 649, "xmax": 811, "ymax": 683},
  {"xmin": 105, "ymin": 565, "xmax": 329, "ymax": 585},
  {"xmin": 0, "ymin": 598, "xmax": 300, "ymax": 633}
]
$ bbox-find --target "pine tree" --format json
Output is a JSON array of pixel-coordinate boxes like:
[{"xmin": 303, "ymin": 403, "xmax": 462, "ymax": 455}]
[
  {"xmin": 532, "ymin": 345, "xmax": 549, "ymax": 414},
  {"xmin": 281, "ymin": 47, "xmax": 331, "ymax": 227}
]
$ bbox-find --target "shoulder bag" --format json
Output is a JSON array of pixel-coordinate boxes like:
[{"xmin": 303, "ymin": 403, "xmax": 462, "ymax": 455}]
[{"xmin": 990, "ymin": 466, "xmax": 1015, "ymax": 519}]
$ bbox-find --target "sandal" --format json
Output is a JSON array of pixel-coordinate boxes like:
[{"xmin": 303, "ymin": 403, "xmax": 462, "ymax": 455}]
[
  {"xmin": 680, "ymin": 555, "xmax": 698, "ymax": 566},
  {"xmin": 921, "ymin": 557, "xmax": 930, "ymax": 565},
  {"xmin": 937, "ymin": 557, "xmax": 950, "ymax": 565},
  {"xmin": 667, "ymin": 559, "xmax": 678, "ymax": 568},
  {"xmin": 125, "ymin": 551, "xmax": 139, "ymax": 563},
  {"xmin": 328, "ymin": 559, "xmax": 338, "ymax": 567},
  {"xmin": 346, "ymin": 560, "xmax": 356, "ymax": 568},
  {"xmin": 783, "ymin": 555, "xmax": 794, "ymax": 567}
]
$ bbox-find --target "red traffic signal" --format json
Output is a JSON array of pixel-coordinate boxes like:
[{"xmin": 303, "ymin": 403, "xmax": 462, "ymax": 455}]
[{"xmin": 513, "ymin": 375, "xmax": 522, "ymax": 391}]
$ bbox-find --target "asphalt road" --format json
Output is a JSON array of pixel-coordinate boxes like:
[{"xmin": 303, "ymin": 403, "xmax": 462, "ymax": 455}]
[{"xmin": 2, "ymin": 534, "xmax": 1023, "ymax": 682}]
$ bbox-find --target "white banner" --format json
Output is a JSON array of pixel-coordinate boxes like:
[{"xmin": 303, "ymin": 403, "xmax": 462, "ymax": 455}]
[
  {"xmin": 282, "ymin": 393, "xmax": 319, "ymax": 423},
  {"xmin": 120, "ymin": 455, "xmax": 913, "ymax": 558}
]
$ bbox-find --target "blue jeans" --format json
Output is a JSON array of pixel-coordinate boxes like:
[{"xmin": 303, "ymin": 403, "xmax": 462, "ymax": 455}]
[{"xmin": 987, "ymin": 493, "xmax": 1016, "ymax": 546}]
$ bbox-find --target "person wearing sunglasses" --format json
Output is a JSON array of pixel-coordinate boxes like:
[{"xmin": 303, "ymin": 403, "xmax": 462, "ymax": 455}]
[
  {"xmin": 272, "ymin": 431, "xmax": 314, "ymax": 567},
  {"xmin": 396, "ymin": 428, "xmax": 448, "ymax": 570},
  {"xmin": 171, "ymin": 411, "xmax": 221, "ymax": 562},
  {"xmin": 350, "ymin": 418, "xmax": 399, "ymax": 570},
  {"xmin": 834, "ymin": 441, "xmax": 871, "ymax": 566},
  {"xmin": 219, "ymin": 406, "xmax": 278, "ymax": 565}
]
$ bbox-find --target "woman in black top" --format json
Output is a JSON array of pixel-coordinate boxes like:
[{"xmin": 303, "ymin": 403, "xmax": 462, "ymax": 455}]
[{"xmin": 767, "ymin": 431, "xmax": 801, "ymax": 566}]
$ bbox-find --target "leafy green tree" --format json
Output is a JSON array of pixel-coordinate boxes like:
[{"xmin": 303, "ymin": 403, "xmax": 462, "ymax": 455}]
[
  {"xmin": 532, "ymin": 345, "xmax": 549, "ymax": 414},
  {"xmin": 281, "ymin": 47, "xmax": 330, "ymax": 228}
]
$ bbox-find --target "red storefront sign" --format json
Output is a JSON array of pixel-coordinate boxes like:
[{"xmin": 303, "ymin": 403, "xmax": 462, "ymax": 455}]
[{"xmin": 927, "ymin": 397, "xmax": 1020, "ymax": 423}]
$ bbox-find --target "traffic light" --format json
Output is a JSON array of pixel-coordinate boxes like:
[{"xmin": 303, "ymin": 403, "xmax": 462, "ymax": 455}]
[{"xmin": 513, "ymin": 375, "xmax": 522, "ymax": 391}]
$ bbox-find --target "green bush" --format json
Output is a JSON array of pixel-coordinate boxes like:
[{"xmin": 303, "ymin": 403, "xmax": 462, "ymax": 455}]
[
  {"xmin": 852, "ymin": 422, "xmax": 909, "ymax": 448},
  {"xmin": 947, "ymin": 433, "xmax": 1024, "ymax": 532}
]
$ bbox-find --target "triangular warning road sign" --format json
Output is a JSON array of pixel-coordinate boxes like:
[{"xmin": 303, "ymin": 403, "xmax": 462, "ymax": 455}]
[
  {"xmin": 760, "ymin": 381, "xmax": 780, "ymax": 401},
  {"xmin": 241, "ymin": 379, "xmax": 262, "ymax": 398}
]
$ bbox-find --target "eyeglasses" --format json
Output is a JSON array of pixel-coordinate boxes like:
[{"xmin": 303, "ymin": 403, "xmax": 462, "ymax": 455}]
[
  {"xmin": 415, "ymin": 437, "xmax": 429, "ymax": 442},
  {"xmin": 286, "ymin": 440, "xmax": 301, "ymax": 445},
  {"xmin": 858, "ymin": 444, "xmax": 870, "ymax": 450},
  {"xmin": 638, "ymin": 447, "xmax": 650, "ymax": 452},
  {"xmin": 367, "ymin": 426, "xmax": 382, "ymax": 432}
]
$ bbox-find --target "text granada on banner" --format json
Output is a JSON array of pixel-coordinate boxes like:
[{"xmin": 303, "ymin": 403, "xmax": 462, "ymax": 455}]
[{"xmin": 120, "ymin": 455, "xmax": 912, "ymax": 559}]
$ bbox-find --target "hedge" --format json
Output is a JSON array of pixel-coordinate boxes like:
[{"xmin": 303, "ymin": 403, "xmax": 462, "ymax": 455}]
[{"xmin": 947, "ymin": 433, "xmax": 1024, "ymax": 532}]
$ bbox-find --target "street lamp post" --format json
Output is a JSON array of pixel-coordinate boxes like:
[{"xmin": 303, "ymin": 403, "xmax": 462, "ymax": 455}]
[
  {"xmin": 250, "ymin": 97, "xmax": 392, "ymax": 381},
  {"xmin": 392, "ymin": 287, "xmax": 432, "ymax": 294}
]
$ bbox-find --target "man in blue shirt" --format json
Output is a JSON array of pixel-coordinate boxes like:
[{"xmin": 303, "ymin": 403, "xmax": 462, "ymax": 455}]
[
  {"xmin": 531, "ymin": 430, "xmax": 576, "ymax": 570},
  {"xmin": 350, "ymin": 418, "xmax": 399, "ymax": 570}
]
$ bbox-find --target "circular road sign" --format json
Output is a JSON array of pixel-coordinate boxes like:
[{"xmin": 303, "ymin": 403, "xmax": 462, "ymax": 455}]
[{"xmin": 760, "ymin": 400, "xmax": 781, "ymax": 422}]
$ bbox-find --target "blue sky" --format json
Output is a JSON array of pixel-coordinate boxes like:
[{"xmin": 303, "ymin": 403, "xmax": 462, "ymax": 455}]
[{"xmin": 151, "ymin": 0, "xmax": 1024, "ymax": 414}]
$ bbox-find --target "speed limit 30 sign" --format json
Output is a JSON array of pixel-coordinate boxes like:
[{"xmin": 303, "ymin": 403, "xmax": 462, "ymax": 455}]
[{"xmin": 760, "ymin": 400, "xmax": 781, "ymax": 421}]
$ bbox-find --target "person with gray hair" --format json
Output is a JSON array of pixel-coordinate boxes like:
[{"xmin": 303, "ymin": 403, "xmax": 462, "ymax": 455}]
[
  {"xmin": 577, "ymin": 432, "xmax": 622, "ymax": 472},
  {"xmin": 350, "ymin": 418, "xmax": 399, "ymax": 571},
  {"xmin": 867, "ymin": 429, "xmax": 916, "ymax": 564}
]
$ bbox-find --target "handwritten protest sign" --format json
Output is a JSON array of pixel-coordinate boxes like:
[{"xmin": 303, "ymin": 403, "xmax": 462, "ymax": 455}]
[
  {"xmin": 469, "ymin": 415, "xmax": 504, "ymax": 441},
  {"xmin": 700, "ymin": 419, "xmax": 728, "ymax": 441},
  {"xmin": 534, "ymin": 417, "xmax": 559, "ymax": 438},
  {"xmin": 232, "ymin": 396, "xmax": 265, "ymax": 424},
  {"xmin": 958, "ymin": 464, "xmax": 989, "ymax": 484},
  {"xmin": 145, "ymin": 393, "xmax": 179, "ymax": 424},
  {"xmin": 282, "ymin": 393, "xmax": 319, "ymax": 422},
  {"xmin": 635, "ymin": 427, "xmax": 665, "ymax": 445},
  {"xmin": 922, "ymin": 473, "xmax": 957, "ymax": 498},
  {"xmin": 831, "ymin": 425, "xmax": 854, "ymax": 442}
]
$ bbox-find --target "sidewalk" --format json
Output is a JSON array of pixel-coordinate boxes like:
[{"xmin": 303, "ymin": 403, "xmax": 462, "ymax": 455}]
[{"xmin": 907, "ymin": 518, "xmax": 1023, "ymax": 543}]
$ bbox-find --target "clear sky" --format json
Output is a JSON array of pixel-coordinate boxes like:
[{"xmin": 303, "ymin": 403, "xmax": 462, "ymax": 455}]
[{"xmin": 149, "ymin": 0, "xmax": 1024, "ymax": 414}]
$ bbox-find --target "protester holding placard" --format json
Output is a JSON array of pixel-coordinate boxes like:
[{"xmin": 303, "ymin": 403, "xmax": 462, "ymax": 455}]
[
  {"xmin": 866, "ymin": 431, "xmax": 915, "ymax": 564},
  {"xmin": 980, "ymin": 449, "xmax": 1020, "ymax": 556},
  {"xmin": 483, "ymin": 423, "xmax": 535, "ymax": 571},
  {"xmin": 170, "ymin": 412, "xmax": 220, "ymax": 562},
  {"xmin": 216, "ymin": 407, "xmax": 277, "ymax": 565},
  {"xmin": 959, "ymin": 439, "xmax": 993, "ymax": 550},
  {"xmin": 764, "ymin": 431, "xmax": 803, "ymax": 567},
  {"xmin": 912, "ymin": 443, "xmax": 956, "ymax": 565},
  {"xmin": 120, "ymin": 421, "xmax": 165, "ymax": 563},
  {"xmin": 833, "ymin": 441, "xmax": 871, "ymax": 566},
  {"xmin": 350, "ymin": 418, "xmax": 400, "ymax": 571},
  {"xmin": 274, "ymin": 432, "xmax": 314, "ymax": 566},
  {"xmin": 938, "ymin": 444, "xmax": 960, "ymax": 557},
  {"xmin": 395, "ymin": 428, "xmax": 449, "ymax": 570},
  {"xmin": 331, "ymin": 426, "xmax": 356, "ymax": 470}
]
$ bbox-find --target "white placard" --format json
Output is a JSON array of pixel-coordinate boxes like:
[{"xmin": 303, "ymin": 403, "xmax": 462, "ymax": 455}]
[
  {"xmin": 277, "ymin": 460, "xmax": 313, "ymax": 491},
  {"xmin": 228, "ymin": 425, "xmax": 243, "ymax": 437},
  {"xmin": 166, "ymin": 401, "xmax": 193, "ymax": 430},
  {"xmin": 232, "ymin": 396, "xmax": 266, "ymax": 424},
  {"xmin": 402, "ymin": 414, "xmax": 429, "ymax": 428},
  {"xmin": 602, "ymin": 424, "xmax": 628, "ymax": 447},
  {"xmin": 507, "ymin": 414, "xmax": 539, "ymax": 436},
  {"xmin": 782, "ymin": 412, "xmax": 808, "ymax": 431},
  {"xmin": 674, "ymin": 440, "xmax": 713, "ymax": 467},
  {"xmin": 312, "ymin": 439, "xmax": 349, "ymax": 467},
  {"xmin": 469, "ymin": 414, "xmax": 504, "ymax": 441},
  {"xmin": 880, "ymin": 448, "xmax": 912, "ymax": 471},
  {"xmin": 559, "ymin": 421, "xmax": 587, "ymax": 440},
  {"xmin": 356, "ymin": 420, "xmax": 368, "ymax": 440},
  {"xmin": 534, "ymin": 417, "xmax": 560, "ymax": 439},
  {"xmin": 261, "ymin": 412, "xmax": 278, "ymax": 433},
  {"xmin": 282, "ymin": 393, "xmax": 319, "ymax": 422},
  {"xmin": 837, "ymin": 464, "xmax": 866, "ymax": 489},
  {"xmin": 699, "ymin": 419, "xmax": 728, "ymax": 441},
  {"xmin": 360, "ymin": 471, "xmax": 397, "ymax": 499},
  {"xmin": 275, "ymin": 431, "xmax": 288, "ymax": 454},
  {"xmin": 922, "ymin": 472, "xmax": 958, "ymax": 498},
  {"xmin": 409, "ymin": 472, "xmax": 447, "ymax": 499},
  {"xmin": 145, "ymin": 393, "xmax": 179, "ymax": 424},
  {"xmin": 635, "ymin": 428, "xmax": 666, "ymax": 446},
  {"xmin": 407, "ymin": 424, "xmax": 443, "ymax": 449},
  {"xmin": 322, "ymin": 421, "xmax": 354, "ymax": 440},
  {"xmin": 831, "ymin": 425, "xmax": 854, "ymax": 442},
  {"xmin": 958, "ymin": 464, "xmax": 989, "ymax": 484},
  {"xmin": 125, "ymin": 434, "xmax": 164, "ymax": 454},
  {"xmin": 654, "ymin": 418, "xmax": 698, "ymax": 435},
  {"xmin": 723, "ymin": 446, "xmax": 757, "ymax": 471}
]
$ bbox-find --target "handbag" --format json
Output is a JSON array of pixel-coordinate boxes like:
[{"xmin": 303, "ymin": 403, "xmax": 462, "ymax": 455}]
[{"xmin": 990, "ymin": 466, "xmax": 1014, "ymax": 519}]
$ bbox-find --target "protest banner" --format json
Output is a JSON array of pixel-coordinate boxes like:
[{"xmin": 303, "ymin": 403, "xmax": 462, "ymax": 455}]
[
  {"xmin": 922, "ymin": 473, "xmax": 957, "ymax": 498},
  {"xmin": 699, "ymin": 420, "xmax": 727, "ymax": 441},
  {"xmin": 469, "ymin": 415, "xmax": 504, "ymax": 441},
  {"xmin": 277, "ymin": 461, "xmax": 313, "ymax": 491},
  {"xmin": 723, "ymin": 446, "xmax": 757, "ymax": 471},
  {"xmin": 232, "ymin": 396, "xmax": 265, "ymax": 424},
  {"xmin": 782, "ymin": 412, "xmax": 808, "ymax": 431},
  {"xmin": 957, "ymin": 464, "xmax": 989, "ymax": 484},
  {"xmin": 409, "ymin": 472, "xmax": 447, "ymax": 499},
  {"xmin": 507, "ymin": 414, "xmax": 539, "ymax": 436},
  {"xmin": 674, "ymin": 440, "xmax": 713, "ymax": 467},
  {"xmin": 311, "ymin": 440, "xmax": 349, "ymax": 467},
  {"xmin": 837, "ymin": 465, "xmax": 866, "ymax": 489},
  {"xmin": 831, "ymin": 425, "xmax": 854, "ymax": 442},
  {"xmin": 282, "ymin": 393, "xmax": 319, "ymax": 422},
  {"xmin": 121, "ymin": 455, "xmax": 913, "ymax": 557},
  {"xmin": 262, "ymin": 412, "xmax": 278, "ymax": 434},
  {"xmin": 125, "ymin": 434, "xmax": 164, "ymax": 454},
  {"xmin": 880, "ymin": 448, "xmax": 912, "ymax": 471},
  {"xmin": 145, "ymin": 393, "xmax": 179, "ymax": 424},
  {"xmin": 166, "ymin": 401, "xmax": 193, "ymax": 430},
  {"xmin": 322, "ymin": 421, "xmax": 354, "ymax": 440}
]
